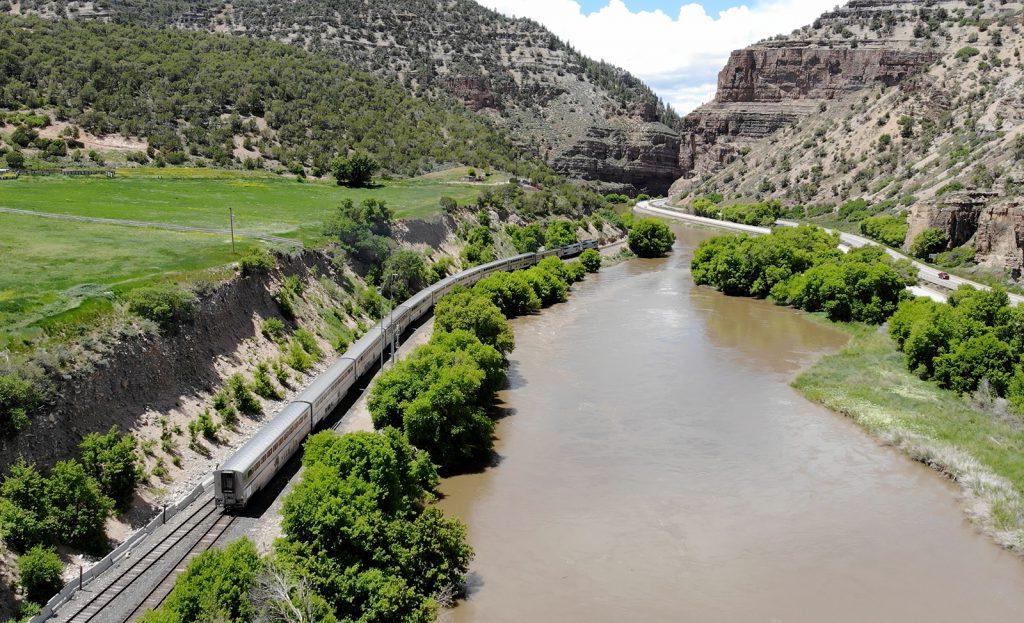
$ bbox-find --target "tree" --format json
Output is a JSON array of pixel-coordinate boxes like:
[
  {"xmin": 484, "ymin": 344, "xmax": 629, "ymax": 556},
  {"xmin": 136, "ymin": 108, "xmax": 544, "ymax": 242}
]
[
  {"xmin": 10, "ymin": 126, "xmax": 36, "ymax": 147},
  {"xmin": 473, "ymin": 272, "xmax": 541, "ymax": 317},
  {"xmin": 17, "ymin": 546, "xmax": 64, "ymax": 604},
  {"xmin": 301, "ymin": 428, "xmax": 438, "ymax": 516},
  {"xmin": 506, "ymin": 223, "xmax": 545, "ymax": 253},
  {"xmin": 544, "ymin": 221, "xmax": 578, "ymax": 248},
  {"xmin": 4, "ymin": 149, "xmax": 25, "ymax": 169},
  {"xmin": 382, "ymin": 251, "xmax": 429, "ymax": 301},
  {"xmin": 434, "ymin": 288, "xmax": 515, "ymax": 355},
  {"xmin": 521, "ymin": 266, "xmax": 568, "ymax": 307},
  {"xmin": 579, "ymin": 248, "xmax": 602, "ymax": 273},
  {"xmin": 79, "ymin": 426, "xmax": 142, "ymax": 511},
  {"xmin": 910, "ymin": 227, "xmax": 949, "ymax": 258},
  {"xmin": 0, "ymin": 372, "xmax": 39, "ymax": 437},
  {"xmin": 44, "ymin": 460, "xmax": 112, "ymax": 553},
  {"xmin": 368, "ymin": 330, "xmax": 504, "ymax": 472},
  {"xmin": 933, "ymin": 333, "xmax": 1016, "ymax": 395},
  {"xmin": 628, "ymin": 218, "xmax": 675, "ymax": 258},
  {"xmin": 0, "ymin": 459, "xmax": 50, "ymax": 551},
  {"xmin": 323, "ymin": 199, "xmax": 393, "ymax": 268},
  {"xmin": 141, "ymin": 538, "xmax": 263, "ymax": 623},
  {"xmin": 332, "ymin": 153, "xmax": 379, "ymax": 187},
  {"xmin": 251, "ymin": 562, "xmax": 338, "ymax": 623},
  {"xmin": 860, "ymin": 214, "xmax": 908, "ymax": 247}
]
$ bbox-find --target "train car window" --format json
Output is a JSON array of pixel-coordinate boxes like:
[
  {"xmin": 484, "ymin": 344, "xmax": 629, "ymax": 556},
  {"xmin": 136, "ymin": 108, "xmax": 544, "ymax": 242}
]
[{"xmin": 221, "ymin": 472, "xmax": 235, "ymax": 493}]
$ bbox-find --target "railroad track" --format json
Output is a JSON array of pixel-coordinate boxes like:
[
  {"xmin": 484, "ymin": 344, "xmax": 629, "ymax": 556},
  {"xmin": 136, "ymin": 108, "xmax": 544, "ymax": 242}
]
[
  {"xmin": 56, "ymin": 496, "xmax": 235, "ymax": 623},
  {"xmin": 122, "ymin": 512, "xmax": 238, "ymax": 622}
]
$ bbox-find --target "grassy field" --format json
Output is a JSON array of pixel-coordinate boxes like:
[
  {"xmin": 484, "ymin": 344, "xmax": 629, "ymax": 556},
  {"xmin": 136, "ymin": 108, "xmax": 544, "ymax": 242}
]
[
  {"xmin": 793, "ymin": 325, "xmax": 1024, "ymax": 549},
  {"xmin": 0, "ymin": 167, "xmax": 501, "ymax": 344},
  {"xmin": 0, "ymin": 211, "xmax": 254, "ymax": 344},
  {"xmin": 0, "ymin": 167, "xmax": 498, "ymax": 242}
]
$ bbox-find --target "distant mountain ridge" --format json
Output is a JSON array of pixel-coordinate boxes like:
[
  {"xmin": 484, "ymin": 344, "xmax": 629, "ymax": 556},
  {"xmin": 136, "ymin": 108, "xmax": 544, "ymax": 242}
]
[{"xmin": 14, "ymin": 0, "xmax": 685, "ymax": 193}]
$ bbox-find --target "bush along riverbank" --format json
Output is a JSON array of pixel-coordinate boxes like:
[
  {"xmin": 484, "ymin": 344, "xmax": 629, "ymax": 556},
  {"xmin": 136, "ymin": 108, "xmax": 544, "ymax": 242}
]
[
  {"xmin": 692, "ymin": 225, "xmax": 1024, "ymax": 551},
  {"xmin": 139, "ymin": 254, "xmax": 603, "ymax": 622}
]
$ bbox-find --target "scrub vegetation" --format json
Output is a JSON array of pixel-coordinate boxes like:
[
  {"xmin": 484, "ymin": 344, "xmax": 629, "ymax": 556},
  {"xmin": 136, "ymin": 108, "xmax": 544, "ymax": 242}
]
[{"xmin": 691, "ymin": 226, "xmax": 914, "ymax": 323}]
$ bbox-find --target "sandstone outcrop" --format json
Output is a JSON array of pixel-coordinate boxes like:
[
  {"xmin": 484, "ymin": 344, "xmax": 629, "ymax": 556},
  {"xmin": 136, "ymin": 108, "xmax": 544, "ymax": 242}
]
[{"xmin": 677, "ymin": 41, "xmax": 937, "ymax": 184}]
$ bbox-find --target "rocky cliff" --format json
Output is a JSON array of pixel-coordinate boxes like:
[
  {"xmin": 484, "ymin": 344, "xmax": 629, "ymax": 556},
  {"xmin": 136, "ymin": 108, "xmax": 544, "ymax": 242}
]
[{"xmin": 16, "ymin": 0, "xmax": 683, "ymax": 193}]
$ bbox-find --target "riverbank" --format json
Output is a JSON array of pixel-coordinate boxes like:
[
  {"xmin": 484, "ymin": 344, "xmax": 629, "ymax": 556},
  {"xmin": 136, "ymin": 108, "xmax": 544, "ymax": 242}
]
[{"xmin": 793, "ymin": 323, "xmax": 1024, "ymax": 552}]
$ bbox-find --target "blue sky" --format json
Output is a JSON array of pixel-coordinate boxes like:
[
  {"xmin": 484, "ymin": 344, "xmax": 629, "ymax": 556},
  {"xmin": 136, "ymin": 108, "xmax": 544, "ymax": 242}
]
[
  {"xmin": 480, "ymin": 0, "xmax": 837, "ymax": 113},
  {"xmin": 576, "ymin": 1, "xmax": 739, "ymax": 15}
]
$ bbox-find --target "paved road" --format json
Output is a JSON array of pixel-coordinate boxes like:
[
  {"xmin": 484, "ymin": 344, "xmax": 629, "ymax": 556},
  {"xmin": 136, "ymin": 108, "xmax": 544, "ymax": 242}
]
[
  {"xmin": 0, "ymin": 206, "xmax": 303, "ymax": 248},
  {"xmin": 632, "ymin": 199, "xmax": 1007, "ymax": 306}
]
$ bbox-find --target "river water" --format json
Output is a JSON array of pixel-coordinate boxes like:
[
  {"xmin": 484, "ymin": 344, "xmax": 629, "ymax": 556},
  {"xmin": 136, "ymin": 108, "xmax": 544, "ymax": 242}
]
[{"xmin": 438, "ymin": 226, "xmax": 1024, "ymax": 622}]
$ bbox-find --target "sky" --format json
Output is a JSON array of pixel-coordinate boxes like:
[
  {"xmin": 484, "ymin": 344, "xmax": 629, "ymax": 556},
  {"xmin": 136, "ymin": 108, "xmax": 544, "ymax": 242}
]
[{"xmin": 477, "ymin": 0, "xmax": 838, "ymax": 114}]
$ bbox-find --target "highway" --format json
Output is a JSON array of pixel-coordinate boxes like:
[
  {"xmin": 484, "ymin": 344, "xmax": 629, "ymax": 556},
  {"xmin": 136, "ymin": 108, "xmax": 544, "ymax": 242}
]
[{"xmin": 636, "ymin": 199, "xmax": 1024, "ymax": 306}]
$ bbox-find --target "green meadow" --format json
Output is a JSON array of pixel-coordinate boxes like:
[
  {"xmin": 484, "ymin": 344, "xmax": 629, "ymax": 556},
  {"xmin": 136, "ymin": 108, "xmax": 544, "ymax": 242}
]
[
  {"xmin": 0, "ymin": 167, "xmax": 499, "ymax": 344},
  {"xmin": 0, "ymin": 167, "xmax": 497, "ymax": 241}
]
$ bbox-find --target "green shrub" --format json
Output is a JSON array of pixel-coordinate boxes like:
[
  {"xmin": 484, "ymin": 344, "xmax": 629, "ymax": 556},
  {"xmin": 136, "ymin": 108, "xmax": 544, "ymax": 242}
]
[
  {"xmin": 506, "ymin": 223, "xmax": 545, "ymax": 253},
  {"xmin": 45, "ymin": 460, "xmax": 113, "ymax": 553},
  {"xmin": 79, "ymin": 426, "xmax": 142, "ymax": 511},
  {"xmin": 293, "ymin": 329, "xmax": 323, "ymax": 361},
  {"xmin": 522, "ymin": 266, "xmax": 568, "ymax": 307},
  {"xmin": 251, "ymin": 362, "xmax": 283, "ymax": 400},
  {"xmin": 544, "ymin": 220, "xmax": 578, "ymax": 248},
  {"xmin": 283, "ymin": 338, "xmax": 315, "ymax": 373},
  {"xmin": 955, "ymin": 46, "xmax": 980, "ymax": 60},
  {"xmin": 910, "ymin": 227, "xmax": 949, "ymax": 258},
  {"xmin": 434, "ymin": 288, "xmax": 514, "ymax": 355},
  {"xmin": 628, "ymin": 219, "xmax": 676, "ymax": 258},
  {"xmin": 228, "ymin": 373, "xmax": 262, "ymax": 416},
  {"xmin": 217, "ymin": 399, "xmax": 238, "ymax": 429},
  {"xmin": 189, "ymin": 409, "xmax": 220, "ymax": 444},
  {"xmin": 579, "ymin": 248, "xmax": 602, "ymax": 273},
  {"xmin": 125, "ymin": 284, "xmax": 198, "ymax": 330},
  {"xmin": 260, "ymin": 317, "xmax": 286, "ymax": 340},
  {"xmin": 381, "ymin": 250, "xmax": 429, "ymax": 300},
  {"xmin": 564, "ymin": 260, "xmax": 587, "ymax": 283},
  {"xmin": 17, "ymin": 546, "xmax": 63, "ymax": 604},
  {"xmin": 0, "ymin": 372, "xmax": 40, "ymax": 437},
  {"xmin": 238, "ymin": 248, "xmax": 275, "ymax": 275},
  {"xmin": 274, "ymin": 275, "xmax": 304, "ymax": 319},
  {"xmin": 859, "ymin": 214, "xmax": 908, "ymax": 247},
  {"xmin": 272, "ymin": 360, "xmax": 291, "ymax": 389},
  {"xmin": 473, "ymin": 272, "xmax": 541, "ymax": 317}
]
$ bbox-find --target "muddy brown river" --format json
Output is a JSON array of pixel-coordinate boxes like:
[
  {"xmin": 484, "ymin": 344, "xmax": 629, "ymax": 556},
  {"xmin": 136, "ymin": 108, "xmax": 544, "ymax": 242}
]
[{"xmin": 438, "ymin": 226, "xmax": 1024, "ymax": 622}]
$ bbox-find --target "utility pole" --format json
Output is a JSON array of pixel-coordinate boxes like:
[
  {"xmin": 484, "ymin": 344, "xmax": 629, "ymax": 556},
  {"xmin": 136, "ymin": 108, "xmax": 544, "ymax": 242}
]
[{"xmin": 229, "ymin": 207, "xmax": 236, "ymax": 254}]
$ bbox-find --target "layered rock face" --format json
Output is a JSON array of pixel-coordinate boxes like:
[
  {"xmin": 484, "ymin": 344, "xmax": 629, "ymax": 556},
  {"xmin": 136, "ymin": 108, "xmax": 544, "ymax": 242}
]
[
  {"xmin": 911, "ymin": 191, "xmax": 1024, "ymax": 278},
  {"xmin": 676, "ymin": 40, "xmax": 936, "ymax": 183},
  {"xmin": 555, "ymin": 120, "xmax": 682, "ymax": 193},
  {"xmin": 975, "ymin": 203, "xmax": 1024, "ymax": 279},
  {"xmin": 716, "ymin": 43, "xmax": 939, "ymax": 103}
]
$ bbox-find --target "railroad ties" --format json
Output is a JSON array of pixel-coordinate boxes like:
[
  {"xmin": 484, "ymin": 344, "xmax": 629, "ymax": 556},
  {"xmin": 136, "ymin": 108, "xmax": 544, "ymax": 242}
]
[{"xmin": 56, "ymin": 496, "xmax": 235, "ymax": 623}]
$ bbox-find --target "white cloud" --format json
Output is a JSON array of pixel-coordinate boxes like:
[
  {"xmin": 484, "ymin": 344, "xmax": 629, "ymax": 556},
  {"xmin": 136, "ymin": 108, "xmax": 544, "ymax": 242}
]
[{"xmin": 476, "ymin": 0, "xmax": 837, "ymax": 113}]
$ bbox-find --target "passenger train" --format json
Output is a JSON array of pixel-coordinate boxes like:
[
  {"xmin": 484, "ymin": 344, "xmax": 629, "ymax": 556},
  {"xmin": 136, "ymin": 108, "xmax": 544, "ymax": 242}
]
[{"xmin": 215, "ymin": 239, "xmax": 599, "ymax": 509}]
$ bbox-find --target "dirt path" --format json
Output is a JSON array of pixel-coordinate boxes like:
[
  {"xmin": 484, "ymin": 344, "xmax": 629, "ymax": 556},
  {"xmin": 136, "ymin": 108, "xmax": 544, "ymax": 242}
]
[{"xmin": 0, "ymin": 206, "xmax": 303, "ymax": 248}]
